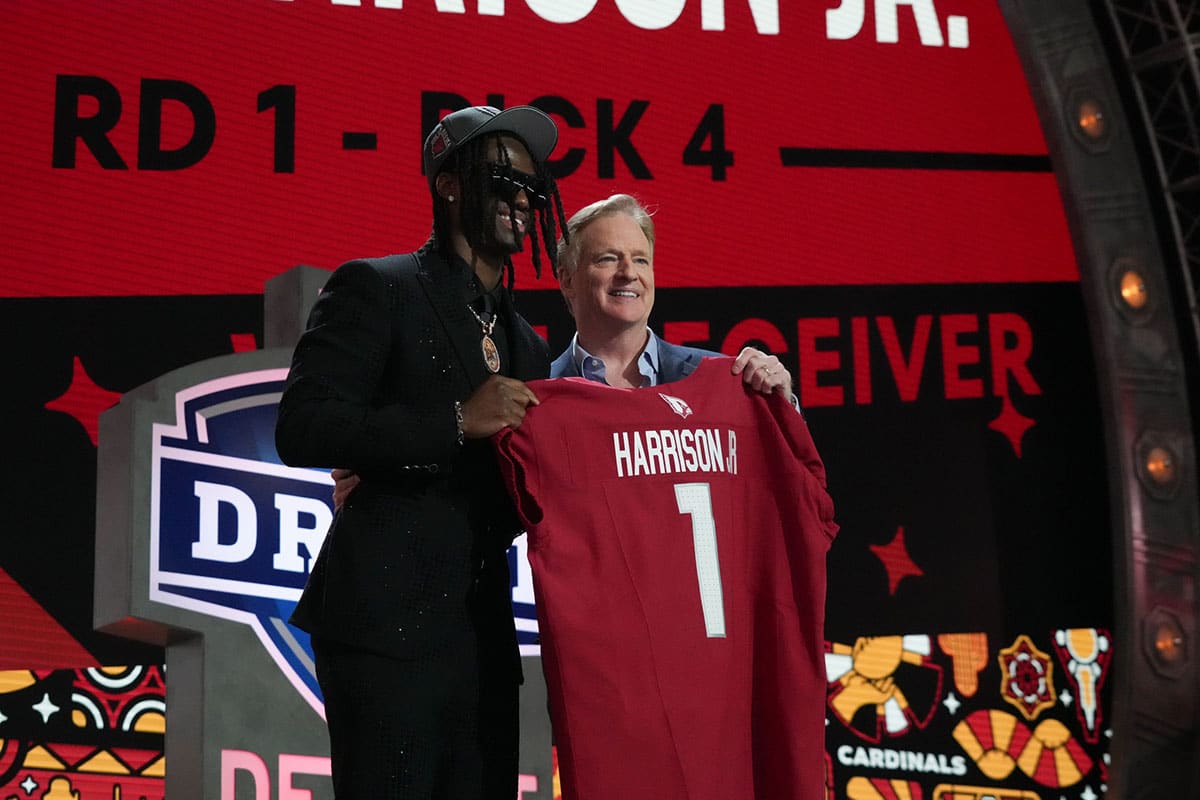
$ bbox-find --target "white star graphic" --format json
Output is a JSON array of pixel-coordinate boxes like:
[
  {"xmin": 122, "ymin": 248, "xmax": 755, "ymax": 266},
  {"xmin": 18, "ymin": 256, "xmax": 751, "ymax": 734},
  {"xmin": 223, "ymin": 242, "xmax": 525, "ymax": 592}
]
[
  {"xmin": 32, "ymin": 693, "xmax": 60, "ymax": 723},
  {"xmin": 1059, "ymin": 688, "xmax": 1074, "ymax": 706},
  {"xmin": 1081, "ymin": 785, "xmax": 1098, "ymax": 800},
  {"xmin": 20, "ymin": 775, "xmax": 37, "ymax": 795},
  {"xmin": 0, "ymin": 707, "xmax": 8, "ymax": 725},
  {"xmin": 942, "ymin": 691, "xmax": 961, "ymax": 715}
]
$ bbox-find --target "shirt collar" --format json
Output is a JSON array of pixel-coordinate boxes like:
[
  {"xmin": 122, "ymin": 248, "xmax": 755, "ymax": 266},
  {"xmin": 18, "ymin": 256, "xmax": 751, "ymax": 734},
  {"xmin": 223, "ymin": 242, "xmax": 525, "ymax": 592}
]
[
  {"xmin": 453, "ymin": 254, "xmax": 506, "ymax": 305},
  {"xmin": 570, "ymin": 329, "xmax": 660, "ymax": 387}
]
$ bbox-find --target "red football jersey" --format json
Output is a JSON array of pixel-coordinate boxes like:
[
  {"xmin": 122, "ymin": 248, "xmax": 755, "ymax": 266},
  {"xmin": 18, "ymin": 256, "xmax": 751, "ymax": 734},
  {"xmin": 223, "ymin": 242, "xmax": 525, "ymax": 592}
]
[{"xmin": 493, "ymin": 357, "xmax": 838, "ymax": 800}]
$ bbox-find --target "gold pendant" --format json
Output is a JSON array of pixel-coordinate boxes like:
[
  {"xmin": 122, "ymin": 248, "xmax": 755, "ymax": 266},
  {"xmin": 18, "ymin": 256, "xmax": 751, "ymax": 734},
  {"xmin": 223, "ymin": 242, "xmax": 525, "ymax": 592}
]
[{"xmin": 481, "ymin": 335, "xmax": 500, "ymax": 373}]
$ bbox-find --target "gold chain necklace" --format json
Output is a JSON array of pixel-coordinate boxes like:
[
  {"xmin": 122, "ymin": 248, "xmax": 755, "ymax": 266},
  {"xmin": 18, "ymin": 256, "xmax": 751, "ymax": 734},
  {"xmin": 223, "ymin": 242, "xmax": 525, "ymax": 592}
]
[{"xmin": 467, "ymin": 303, "xmax": 501, "ymax": 373}]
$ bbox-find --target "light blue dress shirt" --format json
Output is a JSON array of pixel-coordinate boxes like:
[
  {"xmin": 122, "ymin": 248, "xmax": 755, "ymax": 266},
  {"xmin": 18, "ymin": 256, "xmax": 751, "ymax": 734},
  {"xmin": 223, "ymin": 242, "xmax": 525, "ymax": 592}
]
[{"xmin": 569, "ymin": 330, "xmax": 660, "ymax": 387}]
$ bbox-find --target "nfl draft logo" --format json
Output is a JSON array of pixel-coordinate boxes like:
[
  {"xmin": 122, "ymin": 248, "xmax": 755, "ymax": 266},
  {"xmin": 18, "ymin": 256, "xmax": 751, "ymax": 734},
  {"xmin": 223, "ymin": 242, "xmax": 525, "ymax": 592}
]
[
  {"xmin": 144, "ymin": 366, "xmax": 544, "ymax": 716},
  {"xmin": 149, "ymin": 368, "xmax": 332, "ymax": 715}
]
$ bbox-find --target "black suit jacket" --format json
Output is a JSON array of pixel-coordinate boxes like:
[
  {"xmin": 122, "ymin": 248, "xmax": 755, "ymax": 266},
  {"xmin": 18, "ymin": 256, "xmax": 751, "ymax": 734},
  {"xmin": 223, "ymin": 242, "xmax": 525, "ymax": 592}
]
[{"xmin": 276, "ymin": 247, "xmax": 550, "ymax": 671}]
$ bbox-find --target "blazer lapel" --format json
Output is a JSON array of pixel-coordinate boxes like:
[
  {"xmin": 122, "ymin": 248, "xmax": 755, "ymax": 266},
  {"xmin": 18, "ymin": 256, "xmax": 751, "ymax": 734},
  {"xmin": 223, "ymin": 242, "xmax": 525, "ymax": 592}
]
[
  {"xmin": 497, "ymin": 284, "xmax": 550, "ymax": 381},
  {"xmin": 676, "ymin": 354, "xmax": 704, "ymax": 380},
  {"xmin": 658, "ymin": 337, "xmax": 699, "ymax": 383},
  {"xmin": 415, "ymin": 251, "xmax": 492, "ymax": 390}
]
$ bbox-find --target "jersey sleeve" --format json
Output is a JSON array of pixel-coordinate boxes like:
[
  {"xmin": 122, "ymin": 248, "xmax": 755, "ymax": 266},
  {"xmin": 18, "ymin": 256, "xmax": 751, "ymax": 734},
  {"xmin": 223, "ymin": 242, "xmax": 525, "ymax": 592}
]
[
  {"xmin": 764, "ymin": 389, "xmax": 839, "ymax": 543},
  {"xmin": 492, "ymin": 423, "xmax": 543, "ymax": 530}
]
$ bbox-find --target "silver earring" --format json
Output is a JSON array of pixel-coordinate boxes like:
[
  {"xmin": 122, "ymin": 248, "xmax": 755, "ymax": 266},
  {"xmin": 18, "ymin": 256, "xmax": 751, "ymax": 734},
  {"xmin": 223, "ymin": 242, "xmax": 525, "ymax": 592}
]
[{"xmin": 447, "ymin": 195, "xmax": 455, "ymax": 203}]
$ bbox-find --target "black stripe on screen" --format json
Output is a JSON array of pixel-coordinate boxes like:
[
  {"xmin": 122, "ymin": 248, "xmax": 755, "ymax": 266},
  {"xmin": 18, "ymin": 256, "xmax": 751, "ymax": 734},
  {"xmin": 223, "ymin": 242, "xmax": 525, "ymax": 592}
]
[{"xmin": 779, "ymin": 148, "xmax": 1052, "ymax": 172}]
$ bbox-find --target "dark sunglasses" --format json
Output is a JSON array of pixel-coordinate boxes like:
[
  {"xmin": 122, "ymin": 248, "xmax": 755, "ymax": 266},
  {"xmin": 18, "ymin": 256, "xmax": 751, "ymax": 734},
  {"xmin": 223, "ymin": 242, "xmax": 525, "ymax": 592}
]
[{"xmin": 488, "ymin": 164, "xmax": 549, "ymax": 209}]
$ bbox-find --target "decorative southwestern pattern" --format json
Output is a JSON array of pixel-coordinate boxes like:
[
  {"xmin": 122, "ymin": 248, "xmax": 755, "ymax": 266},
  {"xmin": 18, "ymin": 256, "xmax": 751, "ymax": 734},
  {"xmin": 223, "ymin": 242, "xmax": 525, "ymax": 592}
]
[
  {"xmin": 1051, "ymin": 628, "xmax": 1111, "ymax": 744},
  {"xmin": 936, "ymin": 634, "xmax": 989, "ymax": 698},
  {"xmin": 931, "ymin": 785, "xmax": 1041, "ymax": 800},
  {"xmin": 997, "ymin": 635, "xmax": 1056, "ymax": 720},
  {"xmin": 825, "ymin": 629, "xmax": 1109, "ymax": 798},
  {"xmin": 826, "ymin": 635, "xmax": 944, "ymax": 742},
  {"xmin": 0, "ymin": 666, "xmax": 164, "ymax": 799},
  {"xmin": 952, "ymin": 708, "xmax": 1092, "ymax": 787},
  {"xmin": 846, "ymin": 775, "xmax": 925, "ymax": 800}
]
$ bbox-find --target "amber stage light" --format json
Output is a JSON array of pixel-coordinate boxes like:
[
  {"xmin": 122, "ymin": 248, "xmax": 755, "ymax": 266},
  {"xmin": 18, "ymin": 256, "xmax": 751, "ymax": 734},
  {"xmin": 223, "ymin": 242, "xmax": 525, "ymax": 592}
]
[
  {"xmin": 1144, "ymin": 606, "xmax": 1188, "ymax": 679},
  {"xmin": 1076, "ymin": 98, "xmax": 1107, "ymax": 140},
  {"xmin": 1154, "ymin": 619, "xmax": 1184, "ymax": 664},
  {"xmin": 1145, "ymin": 446, "xmax": 1175, "ymax": 485},
  {"xmin": 1119, "ymin": 269, "xmax": 1148, "ymax": 310}
]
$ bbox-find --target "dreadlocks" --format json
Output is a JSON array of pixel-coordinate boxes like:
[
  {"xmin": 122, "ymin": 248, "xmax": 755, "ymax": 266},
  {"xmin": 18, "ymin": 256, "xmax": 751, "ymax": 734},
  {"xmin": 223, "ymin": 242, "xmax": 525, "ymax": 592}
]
[{"xmin": 430, "ymin": 133, "xmax": 568, "ymax": 289}]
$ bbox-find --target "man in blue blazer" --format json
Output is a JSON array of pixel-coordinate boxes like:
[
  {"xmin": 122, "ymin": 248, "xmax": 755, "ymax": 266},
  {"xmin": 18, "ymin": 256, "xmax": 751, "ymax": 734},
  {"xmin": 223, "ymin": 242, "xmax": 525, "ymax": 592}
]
[{"xmin": 551, "ymin": 193, "xmax": 795, "ymax": 396}]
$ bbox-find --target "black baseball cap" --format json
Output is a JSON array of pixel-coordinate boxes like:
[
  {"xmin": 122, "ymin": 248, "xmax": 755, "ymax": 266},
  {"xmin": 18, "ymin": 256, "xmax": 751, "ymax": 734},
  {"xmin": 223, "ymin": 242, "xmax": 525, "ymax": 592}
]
[{"xmin": 422, "ymin": 105, "xmax": 558, "ymax": 191}]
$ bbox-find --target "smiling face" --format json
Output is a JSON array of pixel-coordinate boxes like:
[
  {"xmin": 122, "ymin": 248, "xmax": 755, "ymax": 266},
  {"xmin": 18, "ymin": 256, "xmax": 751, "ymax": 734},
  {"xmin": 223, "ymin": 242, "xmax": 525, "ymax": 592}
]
[
  {"xmin": 436, "ymin": 134, "xmax": 538, "ymax": 268},
  {"xmin": 560, "ymin": 211, "xmax": 656, "ymax": 341},
  {"xmin": 477, "ymin": 135, "xmax": 536, "ymax": 257}
]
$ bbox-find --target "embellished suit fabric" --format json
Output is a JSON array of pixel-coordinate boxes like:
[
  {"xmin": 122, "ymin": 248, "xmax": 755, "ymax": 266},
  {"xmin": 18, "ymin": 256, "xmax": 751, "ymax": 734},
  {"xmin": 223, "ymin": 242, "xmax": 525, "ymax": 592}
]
[{"xmin": 276, "ymin": 245, "xmax": 550, "ymax": 799}]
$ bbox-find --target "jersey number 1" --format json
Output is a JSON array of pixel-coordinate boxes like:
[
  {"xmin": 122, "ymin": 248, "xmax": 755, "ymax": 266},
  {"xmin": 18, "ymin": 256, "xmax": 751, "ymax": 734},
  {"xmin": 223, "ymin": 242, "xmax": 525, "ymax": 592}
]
[{"xmin": 674, "ymin": 482, "xmax": 726, "ymax": 638}]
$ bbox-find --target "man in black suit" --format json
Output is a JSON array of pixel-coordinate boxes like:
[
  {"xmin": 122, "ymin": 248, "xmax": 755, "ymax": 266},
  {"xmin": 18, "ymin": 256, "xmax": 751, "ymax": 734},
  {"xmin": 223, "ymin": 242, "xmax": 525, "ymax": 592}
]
[{"xmin": 275, "ymin": 105, "xmax": 567, "ymax": 799}]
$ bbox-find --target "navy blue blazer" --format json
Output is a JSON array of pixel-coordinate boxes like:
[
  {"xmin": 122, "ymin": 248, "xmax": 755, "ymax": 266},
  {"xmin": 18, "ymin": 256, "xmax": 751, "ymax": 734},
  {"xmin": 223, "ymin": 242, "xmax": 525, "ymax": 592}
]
[{"xmin": 549, "ymin": 332, "xmax": 719, "ymax": 382}]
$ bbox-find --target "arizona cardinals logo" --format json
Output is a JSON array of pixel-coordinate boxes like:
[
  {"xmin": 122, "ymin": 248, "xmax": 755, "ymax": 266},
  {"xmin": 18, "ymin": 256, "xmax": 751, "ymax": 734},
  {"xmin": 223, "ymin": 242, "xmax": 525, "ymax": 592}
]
[
  {"xmin": 430, "ymin": 128, "xmax": 452, "ymax": 156},
  {"xmin": 659, "ymin": 393, "xmax": 693, "ymax": 419}
]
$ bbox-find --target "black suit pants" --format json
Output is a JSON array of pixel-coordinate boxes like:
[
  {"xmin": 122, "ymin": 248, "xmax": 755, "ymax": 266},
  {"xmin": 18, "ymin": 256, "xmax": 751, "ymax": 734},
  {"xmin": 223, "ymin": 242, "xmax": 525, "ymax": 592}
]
[{"xmin": 313, "ymin": 635, "xmax": 518, "ymax": 799}]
